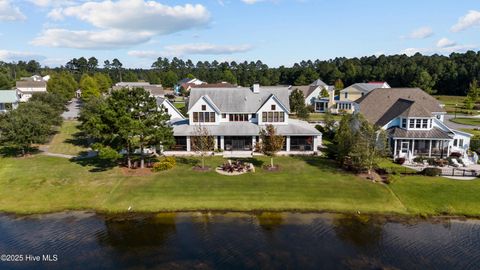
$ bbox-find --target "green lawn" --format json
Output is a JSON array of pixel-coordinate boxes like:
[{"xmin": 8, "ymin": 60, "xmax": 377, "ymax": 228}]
[
  {"xmin": 291, "ymin": 113, "xmax": 343, "ymax": 122},
  {"xmin": 1, "ymin": 154, "xmax": 480, "ymax": 216},
  {"xmin": 450, "ymin": 117, "xmax": 480, "ymax": 126},
  {"xmin": 461, "ymin": 128, "xmax": 480, "ymax": 136},
  {"xmin": 46, "ymin": 121, "xmax": 88, "ymax": 156},
  {"xmin": 174, "ymin": 102, "xmax": 185, "ymax": 109},
  {"xmin": 434, "ymin": 95, "xmax": 479, "ymax": 115}
]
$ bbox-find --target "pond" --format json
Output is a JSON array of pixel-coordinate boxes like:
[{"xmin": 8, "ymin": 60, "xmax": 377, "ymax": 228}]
[{"xmin": 0, "ymin": 212, "xmax": 479, "ymax": 270}]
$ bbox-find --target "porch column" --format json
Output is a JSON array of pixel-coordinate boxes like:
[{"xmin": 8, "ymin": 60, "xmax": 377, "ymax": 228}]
[
  {"xmin": 313, "ymin": 136, "xmax": 319, "ymax": 152},
  {"xmin": 252, "ymin": 136, "xmax": 256, "ymax": 150},
  {"xmin": 446, "ymin": 140, "xmax": 451, "ymax": 156},
  {"xmin": 220, "ymin": 136, "xmax": 225, "ymax": 150},
  {"xmin": 186, "ymin": 136, "xmax": 191, "ymax": 152},
  {"xmin": 411, "ymin": 140, "xmax": 415, "ymax": 157},
  {"xmin": 286, "ymin": 136, "xmax": 291, "ymax": 152},
  {"xmin": 393, "ymin": 139, "xmax": 397, "ymax": 157},
  {"xmin": 428, "ymin": 139, "xmax": 432, "ymax": 157}
]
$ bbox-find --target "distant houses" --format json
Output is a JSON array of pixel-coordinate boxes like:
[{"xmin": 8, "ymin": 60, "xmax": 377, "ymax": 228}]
[
  {"xmin": 0, "ymin": 90, "xmax": 20, "ymax": 113},
  {"xmin": 112, "ymin": 81, "xmax": 164, "ymax": 97},
  {"xmin": 15, "ymin": 75, "xmax": 49, "ymax": 102},
  {"xmin": 174, "ymin": 78, "xmax": 206, "ymax": 94}
]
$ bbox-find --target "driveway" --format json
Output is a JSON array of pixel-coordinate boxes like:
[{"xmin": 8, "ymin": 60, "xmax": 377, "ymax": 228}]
[
  {"xmin": 444, "ymin": 114, "xmax": 479, "ymax": 130},
  {"xmin": 62, "ymin": 98, "xmax": 82, "ymax": 120}
]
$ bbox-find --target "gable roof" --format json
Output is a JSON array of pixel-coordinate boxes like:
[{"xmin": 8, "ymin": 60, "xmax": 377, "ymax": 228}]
[
  {"xmin": 357, "ymin": 88, "xmax": 445, "ymax": 126},
  {"xmin": 341, "ymin": 82, "xmax": 389, "ymax": 94},
  {"xmin": 0, "ymin": 90, "xmax": 19, "ymax": 103},
  {"xmin": 15, "ymin": 80, "xmax": 47, "ymax": 88},
  {"xmin": 188, "ymin": 86, "xmax": 290, "ymax": 113},
  {"xmin": 310, "ymin": 79, "xmax": 328, "ymax": 87},
  {"xmin": 292, "ymin": 85, "xmax": 318, "ymax": 99},
  {"xmin": 156, "ymin": 97, "xmax": 185, "ymax": 119}
]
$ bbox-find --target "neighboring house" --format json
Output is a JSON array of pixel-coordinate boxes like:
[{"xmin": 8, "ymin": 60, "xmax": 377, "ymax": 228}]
[
  {"xmin": 191, "ymin": 82, "xmax": 236, "ymax": 89},
  {"xmin": 290, "ymin": 79, "xmax": 336, "ymax": 112},
  {"xmin": 166, "ymin": 84, "xmax": 322, "ymax": 154},
  {"xmin": 356, "ymin": 88, "xmax": 473, "ymax": 163},
  {"xmin": 156, "ymin": 97, "xmax": 185, "ymax": 121},
  {"xmin": 335, "ymin": 82, "xmax": 390, "ymax": 113},
  {"xmin": 15, "ymin": 80, "xmax": 47, "ymax": 102},
  {"xmin": 0, "ymin": 90, "xmax": 20, "ymax": 113},
  {"xmin": 174, "ymin": 78, "xmax": 206, "ymax": 94},
  {"xmin": 112, "ymin": 82, "xmax": 164, "ymax": 97}
]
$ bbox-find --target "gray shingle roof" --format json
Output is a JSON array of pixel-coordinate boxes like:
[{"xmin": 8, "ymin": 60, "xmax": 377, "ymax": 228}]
[
  {"xmin": 188, "ymin": 86, "xmax": 290, "ymax": 113},
  {"xmin": 310, "ymin": 79, "xmax": 327, "ymax": 87},
  {"xmin": 171, "ymin": 119, "xmax": 321, "ymax": 136},
  {"xmin": 15, "ymin": 81, "xmax": 46, "ymax": 88},
  {"xmin": 357, "ymin": 88, "xmax": 445, "ymax": 126},
  {"xmin": 341, "ymin": 82, "xmax": 387, "ymax": 94},
  {"xmin": 388, "ymin": 127, "xmax": 453, "ymax": 139},
  {"xmin": 291, "ymin": 85, "xmax": 318, "ymax": 98}
]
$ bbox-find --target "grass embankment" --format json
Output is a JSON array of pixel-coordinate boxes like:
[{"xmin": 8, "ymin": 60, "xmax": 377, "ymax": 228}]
[
  {"xmin": 290, "ymin": 113, "xmax": 343, "ymax": 122},
  {"xmin": 1, "ymin": 121, "xmax": 479, "ymax": 216},
  {"xmin": 450, "ymin": 117, "xmax": 480, "ymax": 126}
]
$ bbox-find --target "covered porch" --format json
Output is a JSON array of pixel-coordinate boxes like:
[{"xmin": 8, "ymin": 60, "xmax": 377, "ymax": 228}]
[{"xmin": 392, "ymin": 138, "xmax": 451, "ymax": 159}]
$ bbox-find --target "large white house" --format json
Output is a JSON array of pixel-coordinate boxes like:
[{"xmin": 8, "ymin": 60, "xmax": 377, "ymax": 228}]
[
  {"xmin": 166, "ymin": 84, "xmax": 322, "ymax": 155},
  {"xmin": 356, "ymin": 88, "xmax": 473, "ymax": 163},
  {"xmin": 15, "ymin": 76, "xmax": 48, "ymax": 102},
  {"xmin": 0, "ymin": 90, "xmax": 20, "ymax": 113},
  {"xmin": 334, "ymin": 82, "xmax": 391, "ymax": 113},
  {"xmin": 290, "ymin": 79, "xmax": 336, "ymax": 112}
]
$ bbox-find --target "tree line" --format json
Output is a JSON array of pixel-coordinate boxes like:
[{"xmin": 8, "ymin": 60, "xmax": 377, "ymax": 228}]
[{"xmin": 1, "ymin": 51, "xmax": 480, "ymax": 95}]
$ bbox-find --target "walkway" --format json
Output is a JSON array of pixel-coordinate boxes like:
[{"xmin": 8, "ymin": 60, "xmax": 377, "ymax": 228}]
[
  {"xmin": 444, "ymin": 114, "xmax": 480, "ymax": 130},
  {"xmin": 62, "ymin": 98, "xmax": 82, "ymax": 120}
]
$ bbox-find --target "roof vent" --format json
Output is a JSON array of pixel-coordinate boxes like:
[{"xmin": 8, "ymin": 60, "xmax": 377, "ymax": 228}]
[{"xmin": 252, "ymin": 84, "xmax": 260, "ymax": 93}]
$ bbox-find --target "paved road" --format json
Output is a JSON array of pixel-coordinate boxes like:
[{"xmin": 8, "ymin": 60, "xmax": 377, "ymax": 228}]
[
  {"xmin": 62, "ymin": 98, "xmax": 82, "ymax": 120},
  {"xmin": 444, "ymin": 114, "xmax": 480, "ymax": 130}
]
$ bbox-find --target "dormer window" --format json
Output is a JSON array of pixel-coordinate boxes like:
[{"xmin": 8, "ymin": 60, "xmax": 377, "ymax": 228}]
[
  {"xmin": 422, "ymin": 119, "xmax": 428, "ymax": 128},
  {"xmin": 201, "ymin": 105, "xmax": 206, "ymax": 111},
  {"xmin": 344, "ymin": 93, "xmax": 348, "ymax": 99},
  {"xmin": 401, "ymin": 118, "xmax": 407, "ymax": 128},
  {"xmin": 416, "ymin": 119, "xmax": 421, "ymax": 129},
  {"xmin": 271, "ymin": 105, "xmax": 276, "ymax": 110},
  {"xmin": 409, "ymin": 119, "xmax": 415, "ymax": 128}
]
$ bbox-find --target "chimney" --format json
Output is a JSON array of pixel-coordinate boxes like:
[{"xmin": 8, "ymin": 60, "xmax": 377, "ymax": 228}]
[{"xmin": 252, "ymin": 84, "xmax": 260, "ymax": 93}]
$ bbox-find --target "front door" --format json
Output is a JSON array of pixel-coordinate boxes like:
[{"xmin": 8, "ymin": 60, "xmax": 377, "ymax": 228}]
[{"xmin": 400, "ymin": 141, "xmax": 410, "ymax": 157}]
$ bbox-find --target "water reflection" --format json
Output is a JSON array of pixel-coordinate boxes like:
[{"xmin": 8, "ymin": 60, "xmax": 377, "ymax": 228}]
[
  {"xmin": 332, "ymin": 214, "xmax": 384, "ymax": 248},
  {"xmin": 0, "ymin": 212, "xmax": 479, "ymax": 270}
]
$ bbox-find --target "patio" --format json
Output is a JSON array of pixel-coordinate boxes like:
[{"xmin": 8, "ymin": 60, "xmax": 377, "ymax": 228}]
[{"xmin": 404, "ymin": 163, "xmax": 480, "ymax": 180}]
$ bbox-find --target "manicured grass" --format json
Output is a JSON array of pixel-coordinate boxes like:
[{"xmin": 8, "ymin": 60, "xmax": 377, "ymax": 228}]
[
  {"xmin": 174, "ymin": 102, "xmax": 185, "ymax": 109},
  {"xmin": 46, "ymin": 121, "xmax": 88, "ymax": 156},
  {"xmin": 450, "ymin": 117, "xmax": 480, "ymax": 126},
  {"xmin": 291, "ymin": 113, "xmax": 342, "ymax": 122},
  {"xmin": 389, "ymin": 176, "xmax": 480, "ymax": 216},
  {"xmin": 1, "ymin": 154, "xmax": 480, "ymax": 216},
  {"xmin": 0, "ymin": 155, "xmax": 405, "ymax": 215},
  {"xmin": 434, "ymin": 95, "xmax": 479, "ymax": 115}
]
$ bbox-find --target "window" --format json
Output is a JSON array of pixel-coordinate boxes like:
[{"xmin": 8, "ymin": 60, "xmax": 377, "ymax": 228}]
[
  {"xmin": 267, "ymin": 112, "xmax": 273, "ymax": 122},
  {"xmin": 193, "ymin": 112, "xmax": 216, "ymax": 123},
  {"xmin": 164, "ymin": 108, "xmax": 168, "ymax": 113},
  {"xmin": 201, "ymin": 105, "xmax": 206, "ymax": 111},
  {"xmin": 422, "ymin": 119, "xmax": 428, "ymax": 129},
  {"xmin": 262, "ymin": 112, "xmax": 267, "ymax": 122},
  {"xmin": 222, "ymin": 113, "xmax": 227, "ymax": 118},
  {"xmin": 416, "ymin": 119, "xmax": 421, "ymax": 129},
  {"xmin": 459, "ymin": 139, "xmax": 464, "ymax": 147},
  {"xmin": 271, "ymin": 104, "xmax": 276, "ymax": 110},
  {"xmin": 229, "ymin": 114, "xmax": 249, "ymax": 122},
  {"xmin": 401, "ymin": 118, "xmax": 407, "ymax": 128},
  {"xmin": 453, "ymin": 139, "xmax": 458, "ymax": 147},
  {"xmin": 344, "ymin": 93, "xmax": 348, "ymax": 99},
  {"xmin": 251, "ymin": 113, "xmax": 256, "ymax": 119},
  {"xmin": 409, "ymin": 119, "xmax": 415, "ymax": 128},
  {"xmin": 273, "ymin": 112, "xmax": 279, "ymax": 122},
  {"xmin": 262, "ymin": 111, "xmax": 285, "ymax": 123}
]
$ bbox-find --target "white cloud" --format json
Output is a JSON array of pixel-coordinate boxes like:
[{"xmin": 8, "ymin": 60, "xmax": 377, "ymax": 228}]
[
  {"xmin": 242, "ymin": 0, "xmax": 262, "ymax": 4},
  {"xmin": 436, "ymin": 38, "xmax": 456, "ymax": 48},
  {"xmin": 404, "ymin": 26, "xmax": 434, "ymax": 39},
  {"xmin": 29, "ymin": 0, "xmax": 77, "ymax": 7},
  {"xmin": 451, "ymin": 10, "xmax": 480, "ymax": 32},
  {"xmin": 401, "ymin": 44, "xmax": 476, "ymax": 56},
  {"xmin": 31, "ymin": 29, "xmax": 152, "ymax": 49},
  {"xmin": 50, "ymin": 0, "xmax": 210, "ymax": 35},
  {"xmin": 0, "ymin": 50, "xmax": 45, "ymax": 62},
  {"xmin": 163, "ymin": 43, "xmax": 253, "ymax": 56},
  {"xmin": 128, "ymin": 43, "xmax": 253, "ymax": 58},
  {"xmin": 36, "ymin": 0, "xmax": 211, "ymax": 49},
  {"xmin": 0, "ymin": 0, "xmax": 26, "ymax": 21}
]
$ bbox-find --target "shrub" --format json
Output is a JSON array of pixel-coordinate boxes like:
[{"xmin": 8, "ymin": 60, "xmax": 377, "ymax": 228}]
[
  {"xmin": 152, "ymin": 156, "xmax": 176, "ymax": 172},
  {"xmin": 421, "ymin": 167, "xmax": 442, "ymax": 176},
  {"xmin": 394, "ymin": 157, "xmax": 406, "ymax": 165}
]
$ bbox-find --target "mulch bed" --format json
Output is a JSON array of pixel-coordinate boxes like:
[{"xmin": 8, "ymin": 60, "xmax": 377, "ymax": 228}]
[
  {"xmin": 121, "ymin": 167, "xmax": 153, "ymax": 176},
  {"xmin": 193, "ymin": 166, "xmax": 211, "ymax": 172}
]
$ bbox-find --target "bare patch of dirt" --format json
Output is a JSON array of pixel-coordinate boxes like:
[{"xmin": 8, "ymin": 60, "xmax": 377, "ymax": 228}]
[
  {"xmin": 262, "ymin": 165, "xmax": 280, "ymax": 172},
  {"xmin": 357, "ymin": 171, "xmax": 382, "ymax": 182}
]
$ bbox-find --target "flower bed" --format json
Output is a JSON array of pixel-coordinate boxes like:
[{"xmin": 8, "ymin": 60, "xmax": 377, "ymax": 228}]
[{"xmin": 216, "ymin": 160, "xmax": 255, "ymax": 176}]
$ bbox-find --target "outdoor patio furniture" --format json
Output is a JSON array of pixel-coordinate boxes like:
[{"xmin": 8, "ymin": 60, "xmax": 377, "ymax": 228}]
[{"xmin": 451, "ymin": 159, "xmax": 461, "ymax": 168}]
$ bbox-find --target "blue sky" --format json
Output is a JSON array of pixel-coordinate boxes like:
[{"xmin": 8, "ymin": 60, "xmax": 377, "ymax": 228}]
[{"xmin": 0, "ymin": 0, "xmax": 479, "ymax": 68}]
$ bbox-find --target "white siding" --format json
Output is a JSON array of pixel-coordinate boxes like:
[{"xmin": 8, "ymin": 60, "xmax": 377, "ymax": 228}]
[
  {"xmin": 257, "ymin": 97, "xmax": 289, "ymax": 125},
  {"xmin": 187, "ymin": 97, "xmax": 220, "ymax": 126}
]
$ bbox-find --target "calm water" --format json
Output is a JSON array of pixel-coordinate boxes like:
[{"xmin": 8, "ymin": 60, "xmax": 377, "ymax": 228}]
[{"xmin": 0, "ymin": 212, "xmax": 479, "ymax": 270}]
